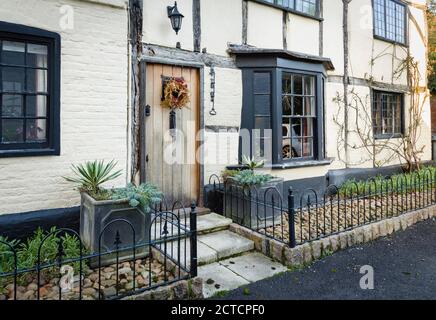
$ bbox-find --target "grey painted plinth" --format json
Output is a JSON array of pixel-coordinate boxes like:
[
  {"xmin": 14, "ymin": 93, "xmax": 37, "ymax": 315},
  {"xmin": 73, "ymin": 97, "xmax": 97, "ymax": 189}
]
[
  {"xmin": 80, "ymin": 193, "xmax": 150, "ymax": 267},
  {"xmin": 224, "ymin": 178, "xmax": 284, "ymax": 229}
]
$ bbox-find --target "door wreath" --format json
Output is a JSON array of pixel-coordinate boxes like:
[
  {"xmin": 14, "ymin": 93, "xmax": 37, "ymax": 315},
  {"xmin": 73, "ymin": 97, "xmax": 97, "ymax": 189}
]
[{"xmin": 161, "ymin": 77, "xmax": 190, "ymax": 134}]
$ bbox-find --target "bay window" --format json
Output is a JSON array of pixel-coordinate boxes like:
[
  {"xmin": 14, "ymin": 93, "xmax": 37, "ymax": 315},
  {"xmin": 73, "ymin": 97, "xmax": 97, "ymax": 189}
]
[{"xmin": 237, "ymin": 52, "xmax": 331, "ymax": 168}]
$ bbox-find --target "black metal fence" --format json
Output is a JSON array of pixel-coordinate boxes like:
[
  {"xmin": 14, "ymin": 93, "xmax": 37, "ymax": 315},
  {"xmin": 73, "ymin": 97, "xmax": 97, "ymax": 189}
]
[
  {"xmin": 206, "ymin": 168, "xmax": 436, "ymax": 248},
  {"xmin": 0, "ymin": 201, "xmax": 198, "ymax": 301}
]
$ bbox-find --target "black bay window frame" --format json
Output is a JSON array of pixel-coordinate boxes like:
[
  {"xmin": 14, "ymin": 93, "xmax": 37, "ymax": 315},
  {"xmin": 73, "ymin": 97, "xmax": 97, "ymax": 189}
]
[
  {"xmin": 250, "ymin": 0, "xmax": 322, "ymax": 21},
  {"xmin": 372, "ymin": 0, "xmax": 408, "ymax": 46},
  {"xmin": 239, "ymin": 56, "xmax": 329, "ymax": 168},
  {"xmin": 0, "ymin": 21, "xmax": 60, "ymax": 158}
]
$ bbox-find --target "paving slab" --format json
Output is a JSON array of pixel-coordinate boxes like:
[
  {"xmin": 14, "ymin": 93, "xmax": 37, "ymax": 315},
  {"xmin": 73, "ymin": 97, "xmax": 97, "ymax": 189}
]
[
  {"xmin": 196, "ymin": 213, "xmax": 233, "ymax": 234},
  {"xmin": 198, "ymin": 230, "xmax": 254, "ymax": 259},
  {"xmin": 166, "ymin": 238, "xmax": 217, "ymax": 267},
  {"xmin": 219, "ymin": 252, "xmax": 288, "ymax": 282},
  {"xmin": 198, "ymin": 263, "xmax": 250, "ymax": 298}
]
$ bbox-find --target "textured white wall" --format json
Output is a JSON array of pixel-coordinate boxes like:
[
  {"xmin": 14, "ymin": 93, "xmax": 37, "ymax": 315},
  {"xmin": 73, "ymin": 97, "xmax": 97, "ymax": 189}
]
[
  {"xmin": 0, "ymin": 0, "xmax": 129, "ymax": 215},
  {"xmin": 286, "ymin": 13, "xmax": 319, "ymax": 56},
  {"xmin": 201, "ymin": 0, "xmax": 243, "ymax": 56},
  {"xmin": 143, "ymin": 0, "xmax": 193, "ymax": 51},
  {"xmin": 246, "ymin": 1, "xmax": 283, "ymax": 49}
]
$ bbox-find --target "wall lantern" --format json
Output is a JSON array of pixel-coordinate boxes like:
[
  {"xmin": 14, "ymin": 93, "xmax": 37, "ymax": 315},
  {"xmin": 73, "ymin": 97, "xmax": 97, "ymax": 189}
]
[{"xmin": 167, "ymin": 1, "xmax": 184, "ymax": 35}]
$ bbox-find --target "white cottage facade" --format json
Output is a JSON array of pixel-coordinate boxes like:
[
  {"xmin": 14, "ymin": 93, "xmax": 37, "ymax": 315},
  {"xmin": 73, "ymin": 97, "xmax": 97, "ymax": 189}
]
[{"xmin": 0, "ymin": 0, "xmax": 432, "ymax": 230}]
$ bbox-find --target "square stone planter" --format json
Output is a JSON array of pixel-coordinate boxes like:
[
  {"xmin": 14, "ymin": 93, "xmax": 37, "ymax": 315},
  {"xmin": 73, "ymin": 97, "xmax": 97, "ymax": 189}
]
[
  {"xmin": 224, "ymin": 177, "xmax": 284, "ymax": 229},
  {"xmin": 80, "ymin": 193, "xmax": 151, "ymax": 267}
]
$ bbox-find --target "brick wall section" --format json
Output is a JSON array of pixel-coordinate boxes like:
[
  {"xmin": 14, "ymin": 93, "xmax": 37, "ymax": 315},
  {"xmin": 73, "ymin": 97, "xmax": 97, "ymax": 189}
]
[
  {"xmin": 229, "ymin": 205, "xmax": 436, "ymax": 268},
  {"xmin": 0, "ymin": 0, "xmax": 129, "ymax": 215}
]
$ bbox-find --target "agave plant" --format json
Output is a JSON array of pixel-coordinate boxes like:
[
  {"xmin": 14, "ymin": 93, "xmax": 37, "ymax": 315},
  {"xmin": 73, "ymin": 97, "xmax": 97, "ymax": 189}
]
[
  {"xmin": 64, "ymin": 160, "xmax": 122, "ymax": 197},
  {"xmin": 241, "ymin": 155, "xmax": 265, "ymax": 171}
]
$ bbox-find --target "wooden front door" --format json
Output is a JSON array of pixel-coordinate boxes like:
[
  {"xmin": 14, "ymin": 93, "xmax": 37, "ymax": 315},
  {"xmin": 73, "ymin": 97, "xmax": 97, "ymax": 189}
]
[{"xmin": 144, "ymin": 63, "xmax": 200, "ymax": 206}]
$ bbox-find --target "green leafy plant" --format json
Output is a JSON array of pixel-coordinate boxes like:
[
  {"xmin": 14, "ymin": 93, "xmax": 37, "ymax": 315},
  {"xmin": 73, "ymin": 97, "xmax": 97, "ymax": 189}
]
[
  {"xmin": 64, "ymin": 160, "xmax": 122, "ymax": 199},
  {"xmin": 0, "ymin": 236, "xmax": 20, "ymax": 274},
  {"xmin": 0, "ymin": 228, "xmax": 86, "ymax": 288},
  {"xmin": 221, "ymin": 169, "xmax": 240, "ymax": 182},
  {"xmin": 241, "ymin": 155, "xmax": 265, "ymax": 171},
  {"xmin": 339, "ymin": 166, "xmax": 436, "ymax": 197},
  {"xmin": 231, "ymin": 170, "xmax": 273, "ymax": 188},
  {"xmin": 17, "ymin": 227, "xmax": 85, "ymax": 271},
  {"xmin": 111, "ymin": 183, "xmax": 163, "ymax": 213}
]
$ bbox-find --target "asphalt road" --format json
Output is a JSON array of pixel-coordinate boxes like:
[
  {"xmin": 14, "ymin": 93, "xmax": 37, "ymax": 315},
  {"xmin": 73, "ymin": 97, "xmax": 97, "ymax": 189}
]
[{"xmin": 219, "ymin": 218, "xmax": 436, "ymax": 300}]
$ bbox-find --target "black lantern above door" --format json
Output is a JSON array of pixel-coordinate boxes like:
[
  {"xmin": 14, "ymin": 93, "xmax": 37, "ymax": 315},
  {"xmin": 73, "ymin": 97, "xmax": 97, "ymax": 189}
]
[{"xmin": 167, "ymin": 1, "xmax": 184, "ymax": 35}]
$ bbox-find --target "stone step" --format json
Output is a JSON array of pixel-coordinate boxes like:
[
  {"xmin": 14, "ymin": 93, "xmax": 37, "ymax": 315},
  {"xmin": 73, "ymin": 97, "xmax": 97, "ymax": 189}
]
[
  {"xmin": 191, "ymin": 213, "xmax": 233, "ymax": 235},
  {"xmin": 151, "ymin": 213, "xmax": 232, "ymax": 239},
  {"xmin": 199, "ymin": 230, "xmax": 255, "ymax": 261},
  {"xmin": 199, "ymin": 252, "xmax": 288, "ymax": 298},
  {"xmin": 171, "ymin": 207, "xmax": 211, "ymax": 219},
  {"xmin": 164, "ymin": 230, "xmax": 254, "ymax": 267}
]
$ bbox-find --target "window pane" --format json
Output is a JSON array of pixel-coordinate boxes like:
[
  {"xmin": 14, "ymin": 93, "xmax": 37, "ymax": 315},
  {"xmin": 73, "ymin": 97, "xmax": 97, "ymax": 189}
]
[
  {"xmin": 374, "ymin": 0, "xmax": 386, "ymax": 37},
  {"xmin": 296, "ymin": 0, "xmax": 317, "ymax": 16},
  {"xmin": 293, "ymin": 75, "xmax": 303, "ymax": 95},
  {"xmin": 293, "ymin": 96, "xmax": 303, "ymax": 115},
  {"xmin": 26, "ymin": 119, "xmax": 47, "ymax": 142},
  {"xmin": 1, "ymin": 41, "xmax": 25, "ymax": 65},
  {"xmin": 2, "ymin": 94, "xmax": 23, "ymax": 117},
  {"xmin": 282, "ymin": 73, "xmax": 292, "ymax": 95},
  {"xmin": 26, "ymin": 95, "xmax": 47, "ymax": 117},
  {"xmin": 27, "ymin": 44, "xmax": 48, "ymax": 68},
  {"xmin": 291, "ymin": 118, "xmax": 302, "ymax": 137},
  {"xmin": 304, "ymin": 76, "xmax": 315, "ymax": 95},
  {"xmin": 304, "ymin": 97, "xmax": 315, "ymax": 116},
  {"xmin": 302, "ymin": 118, "xmax": 313, "ymax": 136},
  {"xmin": 282, "ymin": 117, "xmax": 291, "ymax": 137},
  {"xmin": 395, "ymin": 4, "xmax": 405, "ymax": 43},
  {"xmin": 282, "ymin": 139, "xmax": 292, "ymax": 160},
  {"xmin": 27, "ymin": 69, "xmax": 47, "ymax": 92},
  {"xmin": 291, "ymin": 138, "xmax": 302, "ymax": 158},
  {"xmin": 282, "ymin": 95, "xmax": 292, "ymax": 115},
  {"xmin": 386, "ymin": 0, "xmax": 396, "ymax": 41},
  {"xmin": 2, "ymin": 67, "xmax": 25, "ymax": 92},
  {"xmin": 302, "ymin": 137, "xmax": 313, "ymax": 157},
  {"xmin": 2, "ymin": 119, "xmax": 24, "ymax": 143}
]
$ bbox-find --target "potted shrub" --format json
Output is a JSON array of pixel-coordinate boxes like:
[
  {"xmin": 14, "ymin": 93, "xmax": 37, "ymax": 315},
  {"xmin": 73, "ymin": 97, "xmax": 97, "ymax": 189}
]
[
  {"xmin": 64, "ymin": 160, "xmax": 162, "ymax": 266},
  {"xmin": 223, "ymin": 156, "xmax": 284, "ymax": 229}
]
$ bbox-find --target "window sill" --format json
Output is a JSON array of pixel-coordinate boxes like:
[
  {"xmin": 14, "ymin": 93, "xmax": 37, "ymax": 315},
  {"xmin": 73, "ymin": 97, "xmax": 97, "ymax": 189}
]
[
  {"xmin": 373, "ymin": 35, "xmax": 408, "ymax": 48},
  {"xmin": 0, "ymin": 148, "xmax": 60, "ymax": 158},
  {"xmin": 268, "ymin": 158, "xmax": 333, "ymax": 170},
  {"xmin": 374, "ymin": 133, "xmax": 403, "ymax": 140}
]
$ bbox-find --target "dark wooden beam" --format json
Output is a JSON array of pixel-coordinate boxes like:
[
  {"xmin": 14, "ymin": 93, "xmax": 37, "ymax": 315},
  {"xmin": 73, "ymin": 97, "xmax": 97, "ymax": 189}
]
[
  {"xmin": 319, "ymin": 0, "xmax": 324, "ymax": 56},
  {"xmin": 129, "ymin": 0, "xmax": 143, "ymax": 183},
  {"xmin": 242, "ymin": 0, "xmax": 248, "ymax": 45},
  {"xmin": 283, "ymin": 11, "xmax": 288, "ymax": 50},
  {"xmin": 193, "ymin": 0, "xmax": 201, "ymax": 52}
]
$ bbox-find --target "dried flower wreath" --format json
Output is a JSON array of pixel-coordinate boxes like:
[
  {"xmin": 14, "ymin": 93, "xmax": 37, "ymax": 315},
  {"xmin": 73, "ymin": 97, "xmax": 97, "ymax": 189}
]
[{"xmin": 161, "ymin": 77, "xmax": 190, "ymax": 110}]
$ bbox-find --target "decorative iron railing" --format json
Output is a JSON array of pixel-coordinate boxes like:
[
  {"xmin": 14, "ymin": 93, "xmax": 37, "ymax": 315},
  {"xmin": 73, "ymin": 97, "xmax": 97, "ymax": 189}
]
[
  {"xmin": 0, "ymin": 201, "xmax": 198, "ymax": 301},
  {"xmin": 206, "ymin": 168, "xmax": 436, "ymax": 248}
]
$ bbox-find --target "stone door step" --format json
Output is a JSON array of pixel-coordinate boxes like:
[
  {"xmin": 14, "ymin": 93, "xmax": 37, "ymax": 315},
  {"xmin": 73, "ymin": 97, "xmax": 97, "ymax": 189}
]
[
  {"xmin": 151, "ymin": 213, "xmax": 233, "ymax": 240},
  {"xmin": 165, "ymin": 230, "xmax": 255, "ymax": 267},
  {"xmin": 199, "ymin": 252, "xmax": 288, "ymax": 298},
  {"xmin": 171, "ymin": 207, "xmax": 211, "ymax": 218}
]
